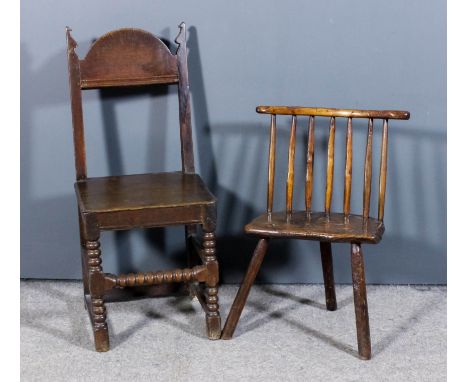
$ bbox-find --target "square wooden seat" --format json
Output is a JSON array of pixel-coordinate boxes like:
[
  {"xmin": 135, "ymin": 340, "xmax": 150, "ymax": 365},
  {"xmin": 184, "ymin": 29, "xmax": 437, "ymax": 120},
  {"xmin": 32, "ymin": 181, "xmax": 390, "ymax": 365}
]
[
  {"xmin": 245, "ymin": 211, "xmax": 384, "ymax": 244},
  {"xmin": 75, "ymin": 172, "xmax": 215, "ymax": 228}
]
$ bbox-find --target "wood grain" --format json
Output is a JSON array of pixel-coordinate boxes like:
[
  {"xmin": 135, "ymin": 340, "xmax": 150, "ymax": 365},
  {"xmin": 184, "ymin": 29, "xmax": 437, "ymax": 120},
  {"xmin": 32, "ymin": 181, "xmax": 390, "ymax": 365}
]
[
  {"xmin": 378, "ymin": 119, "xmax": 389, "ymax": 221},
  {"xmin": 305, "ymin": 116, "xmax": 315, "ymax": 213},
  {"xmin": 286, "ymin": 116, "xmax": 297, "ymax": 214},
  {"xmin": 256, "ymin": 105, "xmax": 410, "ymax": 120},
  {"xmin": 363, "ymin": 119, "xmax": 374, "ymax": 219},
  {"xmin": 343, "ymin": 118, "xmax": 353, "ymax": 215},
  {"xmin": 267, "ymin": 115, "xmax": 277, "ymax": 216},
  {"xmin": 325, "ymin": 117, "xmax": 336, "ymax": 214}
]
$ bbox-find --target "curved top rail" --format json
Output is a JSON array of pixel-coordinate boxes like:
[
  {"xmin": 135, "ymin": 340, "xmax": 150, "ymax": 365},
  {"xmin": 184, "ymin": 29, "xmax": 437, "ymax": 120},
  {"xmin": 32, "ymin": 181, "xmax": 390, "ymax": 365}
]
[
  {"xmin": 79, "ymin": 28, "xmax": 178, "ymax": 88},
  {"xmin": 256, "ymin": 106, "xmax": 410, "ymax": 120}
]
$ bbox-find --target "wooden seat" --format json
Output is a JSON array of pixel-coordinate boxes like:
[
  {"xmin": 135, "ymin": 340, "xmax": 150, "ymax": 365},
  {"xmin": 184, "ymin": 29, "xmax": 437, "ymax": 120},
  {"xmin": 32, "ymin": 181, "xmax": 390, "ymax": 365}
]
[
  {"xmin": 222, "ymin": 105, "xmax": 410, "ymax": 360},
  {"xmin": 245, "ymin": 211, "xmax": 384, "ymax": 244},
  {"xmin": 66, "ymin": 24, "xmax": 221, "ymax": 352}
]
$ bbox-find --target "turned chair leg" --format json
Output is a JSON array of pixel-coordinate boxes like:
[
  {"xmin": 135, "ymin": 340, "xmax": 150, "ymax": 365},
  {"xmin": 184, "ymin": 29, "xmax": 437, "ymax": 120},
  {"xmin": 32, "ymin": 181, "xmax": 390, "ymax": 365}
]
[
  {"xmin": 222, "ymin": 238, "xmax": 269, "ymax": 340},
  {"xmin": 185, "ymin": 225, "xmax": 199, "ymax": 299},
  {"xmin": 319, "ymin": 241, "xmax": 337, "ymax": 311},
  {"xmin": 350, "ymin": 243, "xmax": 371, "ymax": 360},
  {"xmin": 86, "ymin": 238, "xmax": 110, "ymax": 352},
  {"xmin": 202, "ymin": 231, "xmax": 221, "ymax": 339}
]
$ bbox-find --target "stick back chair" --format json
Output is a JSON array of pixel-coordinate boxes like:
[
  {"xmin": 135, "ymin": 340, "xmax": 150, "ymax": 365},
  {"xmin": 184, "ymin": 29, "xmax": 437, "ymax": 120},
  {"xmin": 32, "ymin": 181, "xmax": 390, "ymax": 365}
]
[
  {"xmin": 222, "ymin": 106, "xmax": 410, "ymax": 360},
  {"xmin": 66, "ymin": 23, "xmax": 221, "ymax": 352}
]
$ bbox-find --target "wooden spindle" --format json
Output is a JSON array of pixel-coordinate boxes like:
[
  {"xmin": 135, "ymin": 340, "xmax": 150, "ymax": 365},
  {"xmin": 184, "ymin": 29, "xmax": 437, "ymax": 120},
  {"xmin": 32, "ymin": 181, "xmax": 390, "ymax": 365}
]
[
  {"xmin": 305, "ymin": 116, "xmax": 315, "ymax": 214},
  {"xmin": 325, "ymin": 117, "xmax": 336, "ymax": 214},
  {"xmin": 378, "ymin": 119, "xmax": 389, "ymax": 221},
  {"xmin": 267, "ymin": 115, "xmax": 277, "ymax": 217},
  {"xmin": 363, "ymin": 118, "xmax": 374, "ymax": 218},
  {"xmin": 343, "ymin": 118, "xmax": 353, "ymax": 215},
  {"xmin": 286, "ymin": 115, "xmax": 297, "ymax": 214}
]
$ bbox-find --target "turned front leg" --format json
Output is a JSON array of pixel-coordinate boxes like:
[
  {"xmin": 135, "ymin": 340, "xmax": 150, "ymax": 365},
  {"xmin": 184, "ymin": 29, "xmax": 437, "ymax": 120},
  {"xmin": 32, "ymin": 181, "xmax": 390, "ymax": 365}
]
[
  {"xmin": 351, "ymin": 243, "xmax": 371, "ymax": 360},
  {"xmin": 203, "ymin": 231, "xmax": 221, "ymax": 339},
  {"xmin": 86, "ymin": 239, "xmax": 110, "ymax": 352}
]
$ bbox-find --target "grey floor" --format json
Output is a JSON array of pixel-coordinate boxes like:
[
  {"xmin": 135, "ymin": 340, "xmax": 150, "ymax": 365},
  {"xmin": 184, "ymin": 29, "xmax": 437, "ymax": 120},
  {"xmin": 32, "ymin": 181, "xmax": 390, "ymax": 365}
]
[{"xmin": 21, "ymin": 281, "xmax": 446, "ymax": 382}]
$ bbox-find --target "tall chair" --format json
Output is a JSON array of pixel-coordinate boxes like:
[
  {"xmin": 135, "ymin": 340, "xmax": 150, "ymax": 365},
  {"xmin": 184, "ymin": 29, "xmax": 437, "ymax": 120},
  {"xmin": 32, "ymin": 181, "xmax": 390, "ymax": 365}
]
[
  {"xmin": 66, "ymin": 23, "xmax": 221, "ymax": 351},
  {"xmin": 222, "ymin": 106, "xmax": 410, "ymax": 359}
]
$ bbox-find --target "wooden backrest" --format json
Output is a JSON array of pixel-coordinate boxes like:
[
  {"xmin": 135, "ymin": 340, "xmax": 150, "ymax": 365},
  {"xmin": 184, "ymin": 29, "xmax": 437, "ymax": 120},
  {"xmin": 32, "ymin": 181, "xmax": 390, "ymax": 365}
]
[
  {"xmin": 66, "ymin": 23, "xmax": 194, "ymax": 180},
  {"xmin": 257, "ymin": 106, "xmax": 410, "ymax": 221}
]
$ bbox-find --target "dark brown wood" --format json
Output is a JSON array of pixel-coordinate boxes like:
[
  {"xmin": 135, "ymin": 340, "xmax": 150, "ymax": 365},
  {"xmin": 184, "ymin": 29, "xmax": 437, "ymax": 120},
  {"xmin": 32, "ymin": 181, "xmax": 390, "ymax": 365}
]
[
  {"xmin": 245, "ymin": 211, "xmax": 384, "ymax": 243},
  {"xmin": 66, "ymin": 25, "xmax": 220, "ymax": 351},
  {"xmin": 286, "ymin": 115, "xmax": 297, "ymax": 215},
  {"xmin": 66, "ymin": 28, "xmax": 87, "ymax": 180},
  {"xmin": 363, "ymin": 118, "xmax": 374, "ymax": 219},
  {"xmin": 256, "ymin": 105, "xmax": 410, "ymax": 120},
  {"xmin": 222, "ymin": 104, "xmax": 409, "ymax": 359},
  {"xmin": 175, "ymin": 22, "xmax": 196, "ymax": 173},
  {"xmin": 305, "ymin": 116, "xmax": 315, "ymax": 214},
  {"xmin": 378, "ymin": 119, "xmax": 389, "ymax": 221},
  {"xmin": 267, "ymin": 115, "xmax": 277, "ymax": 216},
  {"xmin": 343, "ymin": 118, "xmax": 353, "ymax": 216},
  {"xmin": 79, "ymin": 28, "xmax": 179, "ymax": 89},
  {"xmin": 351, "ymin": 243, "xmax": 371, "ymax": 360},
  {"xmin": 319, "ymin": 242, "xmax": 337, "ymax": 311},
  {"xmin": 221, "ymin": 239, "xmax": 269, "ymax": 340},
  {"xmin": 325, "ymin": 117, "xmax": 336, "ymax": 214}
]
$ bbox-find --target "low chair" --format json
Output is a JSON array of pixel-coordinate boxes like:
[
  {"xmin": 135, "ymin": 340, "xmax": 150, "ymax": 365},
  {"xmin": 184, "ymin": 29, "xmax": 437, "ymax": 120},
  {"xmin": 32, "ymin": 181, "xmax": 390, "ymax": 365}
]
[{"xmin": 222, "ymin": 106, "xmax": 410, "ymax": 360}]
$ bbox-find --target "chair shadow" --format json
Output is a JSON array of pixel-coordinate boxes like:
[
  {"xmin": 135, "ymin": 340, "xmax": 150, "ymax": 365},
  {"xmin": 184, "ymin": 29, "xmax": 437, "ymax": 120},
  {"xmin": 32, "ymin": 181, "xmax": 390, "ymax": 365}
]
[
  {"xmin": 231, "ymin": 286, "xmax": 442, "ymax": 359},
  {"xmin": 20, "ymin": 282, "xmax": 205, "ymax": 351}
]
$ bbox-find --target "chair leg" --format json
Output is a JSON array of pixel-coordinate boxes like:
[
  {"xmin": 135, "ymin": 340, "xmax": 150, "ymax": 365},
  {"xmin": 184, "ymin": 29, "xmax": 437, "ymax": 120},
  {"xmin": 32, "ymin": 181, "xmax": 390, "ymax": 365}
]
[
  {"xmin": 221, "ymin": 238, "xmax": 269, "ymax": 340},
  {"xmin": 319, "ymin": 241, "xmax": 337, "ymax": 311},
  {"xmin": 86, "ymin": 238, "xmax": 110, "ymax": 352},
  {"xmin": 78, "ymin": 213, "xmax": 90, "ymax": 300},
  {"xmin": 350, "ymin": 243, "xmax": 371, "ymax": 360},
  {"xmin": 185, "ymin": 225, "xmax": 199, "ymax": 299},
  {"xmin": 202, "ymin": 230, "xmax": 221, "ymax": 339}
]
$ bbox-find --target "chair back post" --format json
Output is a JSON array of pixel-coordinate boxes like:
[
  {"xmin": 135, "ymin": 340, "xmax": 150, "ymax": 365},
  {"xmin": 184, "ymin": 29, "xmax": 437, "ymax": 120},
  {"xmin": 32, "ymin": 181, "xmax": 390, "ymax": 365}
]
[
  {"xmin": 66, "ymin": 27, "xmax": 87, "ymax": 181},
  {"xmin": 175, "ymin": 22, "xmax": 195, "ymax": 173}
]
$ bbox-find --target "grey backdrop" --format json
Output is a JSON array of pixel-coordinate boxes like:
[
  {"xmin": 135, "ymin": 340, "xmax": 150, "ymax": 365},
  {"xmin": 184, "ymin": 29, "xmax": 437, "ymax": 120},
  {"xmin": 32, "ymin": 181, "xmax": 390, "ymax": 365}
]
[{"xmin": 21, "ymin": 0, "xmax": 446, "ymax": 284}]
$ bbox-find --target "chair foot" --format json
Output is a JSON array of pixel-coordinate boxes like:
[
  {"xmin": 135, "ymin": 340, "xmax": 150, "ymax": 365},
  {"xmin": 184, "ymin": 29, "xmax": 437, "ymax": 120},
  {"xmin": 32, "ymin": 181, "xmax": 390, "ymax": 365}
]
[
  {"xmin": 320, "ymin": 241, "xmax": 337, "ymax": 311},
  {"xmin": 221, "ymin": 238, "xmax": 269, "ymax": 340},
  {"xmin": 351, "ymin": 243, "xmax": 371, "ymax": 360},
  {"xmin": 86, "ymin": 239, "xmax": 110, "ymax": 352},
  {"xmin": 205, "ymin": 287, "xmax": 221, "ymax": 340},
  {"xmin": 202, "ymin": 231, "xmax": 221, "ymax": 340}
]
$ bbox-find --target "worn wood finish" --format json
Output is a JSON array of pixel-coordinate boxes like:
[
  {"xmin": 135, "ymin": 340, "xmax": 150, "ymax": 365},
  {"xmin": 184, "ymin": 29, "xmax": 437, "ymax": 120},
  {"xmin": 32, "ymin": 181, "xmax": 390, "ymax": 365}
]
[
  {"xmin": 66, "ymin": 28, "xmax": 87, "ymax": 180},
  {"xmin": 363, "ymin": 118, "xmax": 374, "ymax": 219},
  {"xmin": 378, "ymin": 119, "xmax": 389, "ymax": 221},
  {"xmin": 66, "ymin": 24, "xmax": 220, "ymax": 351},
  {"xmin": 343, "ymin": 118, "xmax": 353, "ymax": 216},
  {"xmin": 325, "ymin": 117, "xmax": 336, "ymax": 214},
  {"xmin": 175, "ymin": 23, "xmax": 196, "ymax": 173},
  {"xmin": 79, "ymin": 28, "xmax": 178, "ymax": 89},
  {"xmin": 351, "ymin": 243, "xmax": 371, "ymax": 360},
  {"xmin": 305, "ymin": 116, "xmax": 315, "ymax": 214},
  {"xmin": 256, "ymin": 105, "xmax": 410, "ymax": 120},
  {"xmin": 221, "ymin": 239, "xmax": 269, "ymax": 340},
  {"xmin": 222, "ymin": 104, "xmax": 409, "ymax": 359},
  {"xmin": 267, "ymin": 115, "xmax": 277, "ymax": 216},
  {"xmin": 286, "ymin": 116, "xmax": 297, "ymax": 214},
  {"xmin": 319, "ymin": 241, "xmax": 337, "ymax": 311},
  {"xmin": 245, "ymin": 211, "xmax": 384, "ymax": 243}
]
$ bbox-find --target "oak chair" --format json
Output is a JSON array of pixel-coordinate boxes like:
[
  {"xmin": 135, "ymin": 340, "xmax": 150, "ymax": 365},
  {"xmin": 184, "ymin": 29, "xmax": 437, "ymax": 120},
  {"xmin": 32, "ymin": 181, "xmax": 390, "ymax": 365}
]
[
  {"xmin": 221, "ymin": 106, "xmax": 410, "ymax": 360},
  {"xmin": 66, "ymin": 23, "xmax": 221, "ymax": 352}
]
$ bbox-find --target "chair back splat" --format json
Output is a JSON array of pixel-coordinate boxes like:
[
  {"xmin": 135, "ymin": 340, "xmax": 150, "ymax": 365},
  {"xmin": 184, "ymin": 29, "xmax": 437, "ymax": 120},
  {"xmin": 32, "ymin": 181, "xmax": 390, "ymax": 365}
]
[
  {"xmin": 256, "ymin": 106, "xmax": 410, "ymax": 222},
  {"xmin": 66, "ymin": 24, "xmax": 195, "ymax": 180}
]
